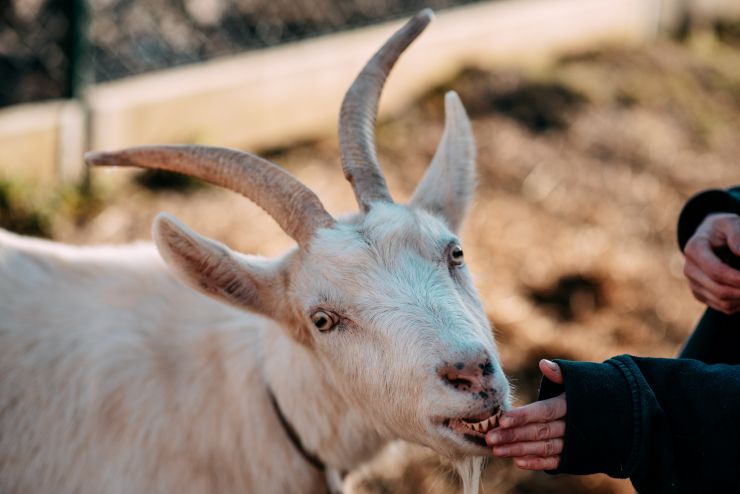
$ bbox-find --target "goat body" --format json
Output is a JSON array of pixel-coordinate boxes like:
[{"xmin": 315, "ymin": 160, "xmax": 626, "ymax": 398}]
[
  {"xmin": 0, "ymin": 231, "xmax": 335, "ymax": 492},
  {"xmin": 0, "ymin": 10, "xmax": 509, "ymax": 494}
]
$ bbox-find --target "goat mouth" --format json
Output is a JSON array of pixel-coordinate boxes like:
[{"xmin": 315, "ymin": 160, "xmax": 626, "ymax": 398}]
[{"xmin": 443, "ymin": 408, "xmax": 501, "ymax": 447}]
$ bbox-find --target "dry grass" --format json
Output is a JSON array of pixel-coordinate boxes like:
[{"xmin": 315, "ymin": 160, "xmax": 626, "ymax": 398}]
[{"xmin": 8, "ymin": 27, "xmax": 739, "ymax": 493}]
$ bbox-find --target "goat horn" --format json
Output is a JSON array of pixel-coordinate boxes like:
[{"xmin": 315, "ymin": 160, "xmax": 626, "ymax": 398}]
[
  {"xmin": 339, "ymin": 9, "xmax": 433, "ymax": 212},
  {"xmin": 85, "ymin": 145, "xmax": 335, "ymax": 248}
]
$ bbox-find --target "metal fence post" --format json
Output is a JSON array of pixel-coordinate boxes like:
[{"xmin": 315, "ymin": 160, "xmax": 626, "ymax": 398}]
[
  {"xmin": 58, "ymin": 0, "xmax": 91, "ymax": 183},
  {"xmin": 61, "ymin": 0, "xmax": 91, "ymax": 99}
]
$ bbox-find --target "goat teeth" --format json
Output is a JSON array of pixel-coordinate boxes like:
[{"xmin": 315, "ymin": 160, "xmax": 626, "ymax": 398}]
[
  {"xmin": 455, "ymin": 413, "xmax": 500, "ymax": 435},
  {"xmin": 463, "ymin": 418, "xmax": 492, "ymax": 433}
]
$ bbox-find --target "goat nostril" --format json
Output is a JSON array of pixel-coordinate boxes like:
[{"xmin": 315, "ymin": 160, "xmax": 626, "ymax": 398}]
[
  {"xmin": 444, "ymin": 374, "xmax": 474, "ymax": 390},
  {"xmin": 439, "ymin": 357, "xmax": 495, "ymax": 393},
  {"xmin": 478, "ymin": 360, "xmax": 494, "ymax": 376}
]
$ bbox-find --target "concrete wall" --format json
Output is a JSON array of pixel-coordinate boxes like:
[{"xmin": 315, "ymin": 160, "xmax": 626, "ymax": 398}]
[
  {"xmin": 1, "ymin": 0, "xmax": 737, "ymax": 184},
  {"xmin": 86, "ymin": 0, "xmax": 652, "ymax": 154}
]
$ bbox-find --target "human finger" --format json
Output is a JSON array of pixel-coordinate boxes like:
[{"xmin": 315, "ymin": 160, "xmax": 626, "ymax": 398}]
[
  {"xmin": 689, "ymin": 280, "xmax": 740, "ymax": 314},
  {"xmin": 514, "ymin": 455, "xmax": 560, "ymax": 471},
  {"xmin": 492, "ymin": 438, "xmax": 564, "ymax": 458},
  {"xmin": 499, "ymin": 394, "xmax": 566, "ymax": 429},
  {"xmin": 684, "ymin": 262, "xmax": 740, "ymax": 304},
  {"xmin": 688, "ymin": 282, "xmax": 717, "ymax": 306},
  {"xmin": 539, "ymin": 359, "xmax": 563, "ymax": 384},
  {"xmin": 685, "ymin": 236, "xmax": 740, "ymax": 288},
  {"xmin": 487, "ymin": 420, "xmax": 565, "ymax": 446},
  {"xmin": 713, "ymin": 214, "xmax": 740, "ymax": 257}
]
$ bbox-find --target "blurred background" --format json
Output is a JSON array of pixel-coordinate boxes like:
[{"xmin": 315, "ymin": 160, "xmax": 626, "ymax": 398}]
[{"xmin": 1, "ymin": 0, "xmax": 740, "ymax": 492}]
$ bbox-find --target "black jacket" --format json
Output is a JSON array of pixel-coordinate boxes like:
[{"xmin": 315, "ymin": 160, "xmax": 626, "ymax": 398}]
[{"xmin": 539, "ymin": 187, "xmax": 740, "ymax": 493}]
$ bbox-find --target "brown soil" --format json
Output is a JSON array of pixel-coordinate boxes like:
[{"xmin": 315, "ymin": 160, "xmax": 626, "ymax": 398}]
[{"xmin": 22, "ymin": 29, "xmax": 740, "ymax": 493}]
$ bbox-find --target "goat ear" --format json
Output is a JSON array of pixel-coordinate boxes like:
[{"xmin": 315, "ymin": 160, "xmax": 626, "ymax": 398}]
[
  {"xmin": 152, "ymin": 213, "xmax": 284, "ymax": 318},
  {"xmin": 410, "ymin": 91, "xmax": 476, "ymax": 233}
]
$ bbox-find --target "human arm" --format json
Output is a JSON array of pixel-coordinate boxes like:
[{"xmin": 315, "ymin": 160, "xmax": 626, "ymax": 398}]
[
  {"xmin": 495, "ymin": 356, "xmax": 740, "ymax": 493},
  {"xmin": 683, "ymin": 213, "xmax": 740, "ymax": 313},
  {"xmin": 678, "ymin": 187, "xmax": 740, "ymax": 362},
  {"xmin": 677, "ymin": 187, "xmax": 740, "ymax": 252},
  {"xmin": 679, "ymin": 188, "xmax": 740, "ymax": 314}
]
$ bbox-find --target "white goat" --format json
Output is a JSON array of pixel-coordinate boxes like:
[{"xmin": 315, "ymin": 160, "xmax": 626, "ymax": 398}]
[{"xmin": 0, "ymin": 10, "xmax": 510, "ymax": 494}]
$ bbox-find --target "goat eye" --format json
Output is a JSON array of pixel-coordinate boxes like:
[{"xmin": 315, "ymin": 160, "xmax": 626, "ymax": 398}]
[
  {"xmin": 449, "ymin": 244, "xmax": 464, "ymax": 266},
  {"xmin": 311, "ymin": 310, "xmax": 338, "ymax": 332}
]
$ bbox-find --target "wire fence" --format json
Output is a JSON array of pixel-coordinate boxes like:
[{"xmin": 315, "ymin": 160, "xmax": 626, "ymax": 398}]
[{"xmin": 1, "ymin": 0, "xmax": 492, "ymax": 108}]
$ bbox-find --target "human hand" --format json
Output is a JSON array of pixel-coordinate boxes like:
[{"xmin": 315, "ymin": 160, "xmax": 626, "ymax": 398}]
[
  {"xmin": 487, "ymin": 359, "xmax": 566, "ymax": 471},
  {"xmin": 683, "ymin": 213, "xmax": 740, "ymax": 314}
]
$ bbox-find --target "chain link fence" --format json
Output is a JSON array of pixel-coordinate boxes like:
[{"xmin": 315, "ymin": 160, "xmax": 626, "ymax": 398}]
[{"xmin": 1, "ymin": 0, "xmax": 491, "ymax": 108}]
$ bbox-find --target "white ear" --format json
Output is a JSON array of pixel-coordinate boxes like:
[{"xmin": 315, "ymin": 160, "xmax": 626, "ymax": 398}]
[
  {"xmin": 410, "ymin": 91, "xmax": 476, "ymax": 233},
  {"xmin": 152, "ymin": 213, "xmax": 284, "ymax": 316}
]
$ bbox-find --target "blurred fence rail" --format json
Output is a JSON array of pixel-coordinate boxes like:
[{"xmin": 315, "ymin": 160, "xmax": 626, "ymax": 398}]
[{"xmin": 1, "ymin": 0, "xmax": 739, "ymax": 185}]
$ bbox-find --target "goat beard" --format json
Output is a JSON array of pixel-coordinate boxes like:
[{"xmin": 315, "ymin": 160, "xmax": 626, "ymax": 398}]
[{"xmin": 453, "ymin": 456, "xmax": 484, "ymax": 494}]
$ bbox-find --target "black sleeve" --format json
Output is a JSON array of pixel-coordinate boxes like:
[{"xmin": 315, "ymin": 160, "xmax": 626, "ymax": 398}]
[
  {"xmin": 678, "ymin": 308, "xmax": 740, "ymax": 364},
  {"xmin": 538, "ymin": 355, "xmax": 740, "ymax": 494},
  {"xmin": 674, "ymin": 187, "xmax": 740, "ymax": 363},
  {"xmin": 676, "ymin": 187, "xmax": 740, "ymax": 252}
]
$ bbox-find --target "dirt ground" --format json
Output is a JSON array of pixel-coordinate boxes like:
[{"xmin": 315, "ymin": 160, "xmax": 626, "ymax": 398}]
[{"xmin": 3, "ymin": 24, "xmax": 739, "ymax": 493}]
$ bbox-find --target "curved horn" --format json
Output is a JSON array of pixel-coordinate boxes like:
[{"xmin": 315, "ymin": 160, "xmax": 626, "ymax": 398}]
[
  {"xmin": 339, "ymin": 9, "xmax": 433, "ymax": 212},
  {"xmin": 85, "ymin": 145, "xmax": 335, "ymax": 248}
]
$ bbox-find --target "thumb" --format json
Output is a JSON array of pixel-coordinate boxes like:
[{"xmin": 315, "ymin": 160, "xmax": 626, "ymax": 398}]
[
  {"xmin": 726, "ymin": 218, "xmax": 740, "ymax": 257},
  {"xmin": 539, "ymin": 359, "xmax": 563, "ymax": 385}
]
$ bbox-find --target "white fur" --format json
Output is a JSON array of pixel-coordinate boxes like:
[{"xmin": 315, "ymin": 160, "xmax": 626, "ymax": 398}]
[{"xmin": 0, "ymin": 93, "xmax": 509, "ymax": 494}]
